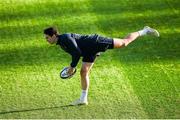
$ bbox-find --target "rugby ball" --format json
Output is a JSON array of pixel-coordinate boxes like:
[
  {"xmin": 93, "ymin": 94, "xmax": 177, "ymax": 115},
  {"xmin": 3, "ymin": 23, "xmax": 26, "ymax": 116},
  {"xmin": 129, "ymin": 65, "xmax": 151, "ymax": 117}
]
[{"xmin": 60, "ymin": 67, "xmax": 76, "ymax": 79}]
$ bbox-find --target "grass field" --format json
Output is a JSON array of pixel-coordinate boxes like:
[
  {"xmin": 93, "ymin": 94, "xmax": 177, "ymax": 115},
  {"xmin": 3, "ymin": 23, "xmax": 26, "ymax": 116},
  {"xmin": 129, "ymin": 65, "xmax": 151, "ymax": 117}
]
[{"xmin": 0, "ymin": 0, "xmax": 179, "ymax": 119}]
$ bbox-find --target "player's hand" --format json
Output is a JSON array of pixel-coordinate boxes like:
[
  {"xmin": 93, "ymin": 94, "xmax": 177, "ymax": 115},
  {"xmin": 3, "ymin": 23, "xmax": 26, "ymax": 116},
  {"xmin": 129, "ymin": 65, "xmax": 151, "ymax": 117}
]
[{"xmin": 67, "ymin": 66, "xmax": 75, "ymax": 75}]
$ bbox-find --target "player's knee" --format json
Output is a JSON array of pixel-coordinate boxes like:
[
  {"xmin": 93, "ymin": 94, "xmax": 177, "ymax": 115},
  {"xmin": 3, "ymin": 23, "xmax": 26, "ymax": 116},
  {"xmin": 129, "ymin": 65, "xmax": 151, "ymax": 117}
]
[
  {"xmin": 128, "ymin": 33, "xmax": 133, "ymax": 36},
  {"xmin": 113, "ymin": 38, "xmax": 126, "ymax": 48},
  {"xmin": 80, "ymin": 68, "xmax": 89, "ymax": 76},
  {"xmin": 117, "ymin": 41, "xmax": 126, "ymax": 48},
  {"xmin": 120, "ymin": 41, "xmax": 126, "ymax": 47}
]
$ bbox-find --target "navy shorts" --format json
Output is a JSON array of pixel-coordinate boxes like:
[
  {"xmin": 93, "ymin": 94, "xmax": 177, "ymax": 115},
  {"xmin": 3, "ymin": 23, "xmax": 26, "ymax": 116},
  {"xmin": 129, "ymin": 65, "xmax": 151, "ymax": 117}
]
[
  {"xmin": 82, "ymin": 55, "xmax": 97, "ymax": 63},
  {"xmin": 97, "ymin": 36, "xmax": 114, "ymax": 51},
  {"xmin": 82, "ymin": 36, "xmax": 114, "ymax": 63}
]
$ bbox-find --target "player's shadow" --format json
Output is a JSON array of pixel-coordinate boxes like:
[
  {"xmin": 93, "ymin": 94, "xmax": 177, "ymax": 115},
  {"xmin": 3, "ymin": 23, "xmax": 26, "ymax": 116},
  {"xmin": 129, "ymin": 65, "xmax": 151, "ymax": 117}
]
[{"xmin": 0, "ymin": 105, "xmax": 74, "ymax": 115}]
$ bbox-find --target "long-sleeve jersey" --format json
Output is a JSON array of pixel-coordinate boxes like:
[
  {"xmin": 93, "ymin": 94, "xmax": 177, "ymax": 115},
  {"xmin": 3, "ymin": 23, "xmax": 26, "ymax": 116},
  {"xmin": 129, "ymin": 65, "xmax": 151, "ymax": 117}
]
[{"xmin": 56, "ymin": 33, "xmax": 100, "ymax": 68}]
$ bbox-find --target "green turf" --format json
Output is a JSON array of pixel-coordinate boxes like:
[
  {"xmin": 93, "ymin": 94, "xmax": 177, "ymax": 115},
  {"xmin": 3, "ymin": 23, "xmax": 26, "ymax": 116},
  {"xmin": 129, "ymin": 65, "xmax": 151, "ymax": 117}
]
[{"xmin": 0, "ymin": 0, "xmax": 179, "ymax": 119}]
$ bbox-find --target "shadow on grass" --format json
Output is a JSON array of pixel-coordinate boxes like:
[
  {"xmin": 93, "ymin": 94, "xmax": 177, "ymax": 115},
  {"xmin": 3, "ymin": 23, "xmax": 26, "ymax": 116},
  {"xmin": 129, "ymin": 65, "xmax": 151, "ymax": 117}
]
[
  {"xmin": 92, "ymin": 11, "xmax": 179, "ymax": 36},
  {"xmin": 0, "ymin": 105, "xmax": 74, "ymax": 115},
  {"xmin": 1, "ymin": 0, "xmax": 179, "ymax": 40},
  {"xmin": 0, "ymin": 45, "xmax": 70, "ymax": 66},
  {"xmin": 0, "ymin": 1, "xmax": 90, "ymax": 22},
  {"xmin": 89, "ymin": 0, "xmax": 179, "ymax": 63},
  {"xmin": 0, "ymin": 0, "xmax": 174, "ymax": 22},
  {"xmin": 0, "ymin": 0, "xmax": 179, "ymax": 41},
  {"xmin": 89, "ymin": 0, "xmax": 175, "ymax": 14},
  {"xmin": 0, "ymin": 20, "xmax": 99, "ymax": 40},
  {"xmin": 0, "ymin": 12, "xmax": 179, "ymax": 41}
]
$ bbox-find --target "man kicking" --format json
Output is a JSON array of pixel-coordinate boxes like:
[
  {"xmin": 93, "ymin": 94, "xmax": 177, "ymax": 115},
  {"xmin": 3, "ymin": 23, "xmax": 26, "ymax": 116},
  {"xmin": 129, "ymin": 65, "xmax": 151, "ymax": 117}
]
[{"xmin": 43, "ymin": 26, "xmax": 159, "ymax": 105}]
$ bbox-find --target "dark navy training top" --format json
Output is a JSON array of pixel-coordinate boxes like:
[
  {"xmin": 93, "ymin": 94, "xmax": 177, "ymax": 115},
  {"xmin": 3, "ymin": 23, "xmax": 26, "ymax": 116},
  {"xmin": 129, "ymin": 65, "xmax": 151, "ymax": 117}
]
[
  {"xmin": 56, "ymin": 33, "xmax": 113, "ymax": 68},
  {"xmin": 56, "ymin": 33, "xmax": 99, "ymax": 67}
]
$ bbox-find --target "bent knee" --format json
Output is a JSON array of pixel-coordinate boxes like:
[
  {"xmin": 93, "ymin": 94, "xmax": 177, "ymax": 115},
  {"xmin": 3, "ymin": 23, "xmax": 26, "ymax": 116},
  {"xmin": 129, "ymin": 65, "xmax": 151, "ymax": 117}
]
[
  {"xmin": 80, "ymin": 68, "xmax": 89, "ymax": 76},
  {"xmin": 113, "ymin": 38, "xmax": 126, "ymax": 48}
]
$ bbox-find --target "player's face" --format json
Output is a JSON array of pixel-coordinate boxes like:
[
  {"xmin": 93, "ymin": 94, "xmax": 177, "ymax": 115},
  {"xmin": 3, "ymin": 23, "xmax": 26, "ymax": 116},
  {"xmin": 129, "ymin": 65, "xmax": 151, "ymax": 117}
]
[{"xmin": 45, "ymin": 34, "xmax": 56, "ymax": 44}]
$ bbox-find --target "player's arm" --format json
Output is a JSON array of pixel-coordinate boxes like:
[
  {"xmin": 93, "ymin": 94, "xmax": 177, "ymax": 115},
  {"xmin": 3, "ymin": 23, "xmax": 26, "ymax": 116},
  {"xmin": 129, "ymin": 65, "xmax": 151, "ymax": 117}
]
[{"xmin": 65, "ymin": 34, "xmax": 82, "ymax": 68}]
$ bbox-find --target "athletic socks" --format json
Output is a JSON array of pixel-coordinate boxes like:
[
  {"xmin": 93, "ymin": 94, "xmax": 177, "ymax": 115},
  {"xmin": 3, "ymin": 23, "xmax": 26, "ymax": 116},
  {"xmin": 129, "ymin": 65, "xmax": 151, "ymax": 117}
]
[
  {"xmin": 138, "ymin": 29, "xmax": 146, "ymax": 36},
  {"xmin": 80, "ymin": 90, "xmax": 88, "ymax": 102},
  {"xmin": 138, "ymin": 28, "xmax": 148, "ymax": 36}
]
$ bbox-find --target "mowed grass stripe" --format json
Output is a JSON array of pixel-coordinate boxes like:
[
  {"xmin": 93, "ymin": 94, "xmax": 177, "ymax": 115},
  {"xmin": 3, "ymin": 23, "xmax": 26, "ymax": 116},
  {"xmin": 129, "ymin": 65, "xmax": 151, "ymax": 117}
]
[
  {"xmin": 90, "ymin": 66, "xmax": 148, "ymax": 118},
  {"xmin": 0, "ymin": 14, "xmax": 99, "ymax": 41},
  {"xmin": 1, "ymin": 9, "xmax": 179, "ymax": 38},
  {"xmin": 0, "ymin": 65, "xmax": 148, "ymax": 118},
  {"xmin": 90, "ymin": 0, "xmax": 179, "ymax": 118},
  {"xmin": 0, "ymin": 0, "xmax": 171, "ymax": 22},
  {"xmin": 0, "ymin": 7, "xmax": 177, "ymax": 28},
  {"xmin": 0, "ymin": 0, "xmax": 179, "ymax": 118},
  {"xmin": 117, "ymin": 61, "xmax": 179, "ymax": 118},
  {"xmin": 0, "ymin": 0, "xmax": 92, "ymax": 21},
  {"xmin": 157, "ymin": 63, "xmax": 180, "ymax": 93}
]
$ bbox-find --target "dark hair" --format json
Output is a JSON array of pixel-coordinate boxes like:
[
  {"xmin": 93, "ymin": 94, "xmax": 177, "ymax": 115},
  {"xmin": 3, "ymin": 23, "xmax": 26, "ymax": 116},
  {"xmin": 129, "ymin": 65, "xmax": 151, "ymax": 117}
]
[{"xmin": 43, "ymin": 27, "xmax": 58, "ymax": 36}]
